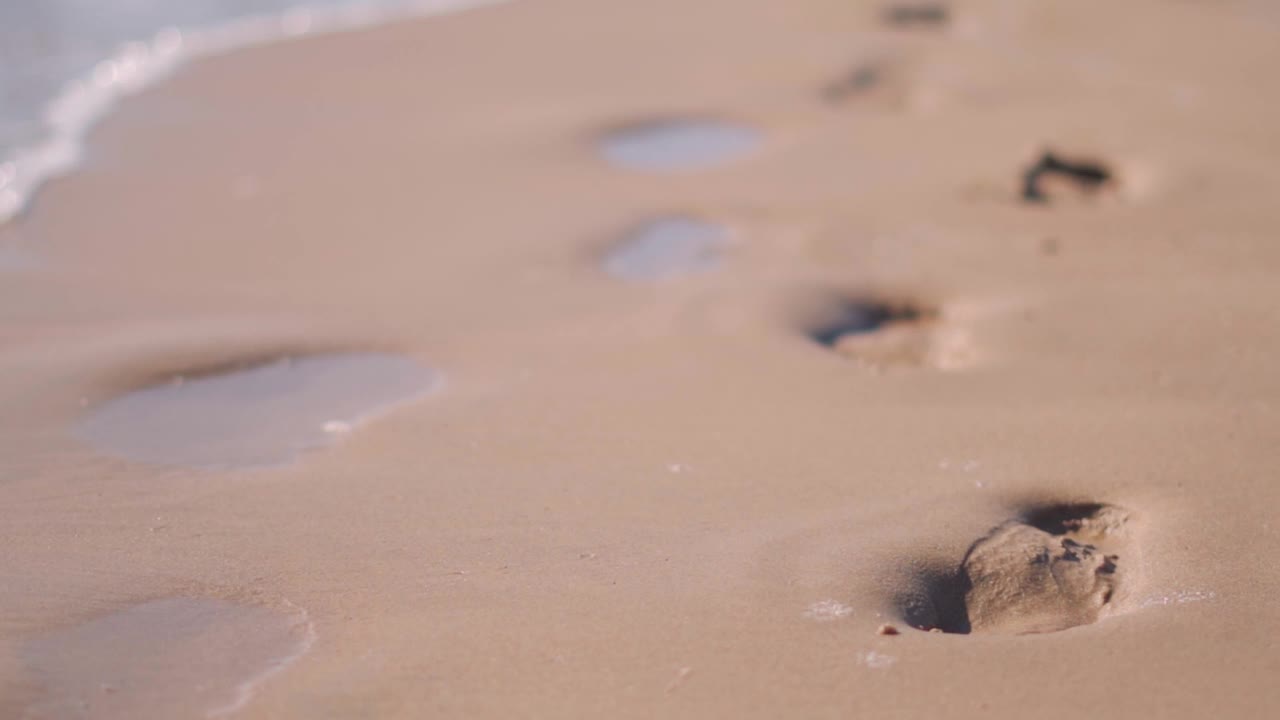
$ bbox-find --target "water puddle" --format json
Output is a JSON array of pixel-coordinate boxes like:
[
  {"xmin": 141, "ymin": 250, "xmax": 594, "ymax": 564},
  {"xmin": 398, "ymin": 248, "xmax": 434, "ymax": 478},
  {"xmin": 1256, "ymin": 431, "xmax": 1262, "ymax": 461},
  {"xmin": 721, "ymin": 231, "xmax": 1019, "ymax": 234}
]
[
  {"xmin": 78, "ymin": 352, "xmax": 440, "ymax": 469},
  {"xmin": 603, "ymin": 216, "xmax": 730, "ymax": 281},
  {"xmin": 22, "ymin": 597, "xmax": 314, "ymax": 720},
  {"xmin": 597, "ymin": 119, "xmax": 760, "ymax": 172}
]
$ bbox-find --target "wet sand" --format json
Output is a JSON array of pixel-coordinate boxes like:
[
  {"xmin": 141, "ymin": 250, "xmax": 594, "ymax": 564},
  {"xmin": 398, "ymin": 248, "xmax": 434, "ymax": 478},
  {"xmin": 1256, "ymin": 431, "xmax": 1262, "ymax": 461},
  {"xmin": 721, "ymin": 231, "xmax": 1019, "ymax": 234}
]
[{"xmin": 3, "ymin": 0, "xmax": 1280, "ymax": 717}]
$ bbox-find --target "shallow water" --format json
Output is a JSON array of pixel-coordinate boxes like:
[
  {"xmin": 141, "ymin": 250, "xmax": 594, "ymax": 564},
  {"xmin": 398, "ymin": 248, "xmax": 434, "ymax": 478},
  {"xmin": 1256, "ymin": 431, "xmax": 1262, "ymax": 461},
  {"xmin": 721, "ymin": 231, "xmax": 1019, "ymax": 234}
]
[
  {"xmin": 0, "ymin": 0, "xmax": 501, "ymax": 223},
  {"xmin": 77, "ymin": 352, "xmax": 440, "ymax": 469},
  {"xmin": 598, "ymin": 119, "xmax": 760, "ymax": 172},
  {"xmin": 603, "ymin": 216, "xmax": 730, "ymax": 281},
  {"xmin": 22, "ymin": 597, "xmax": 313, "ymax": 720}
]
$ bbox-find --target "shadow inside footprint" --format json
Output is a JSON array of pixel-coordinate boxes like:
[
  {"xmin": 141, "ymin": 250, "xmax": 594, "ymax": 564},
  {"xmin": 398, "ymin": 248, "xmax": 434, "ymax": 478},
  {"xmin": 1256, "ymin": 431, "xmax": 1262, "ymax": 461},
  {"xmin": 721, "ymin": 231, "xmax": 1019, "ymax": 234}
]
[
  {"xmin": 1021, "ymin": 502, "xmax": 1113, "ymax": 534},
  {"xmin": 895, "ymin": 564, "xmax": 972, "ymax": 634},
  {"xmin": 1022, "ymin": 152, "xmax": 1113, "ymax": 203}
]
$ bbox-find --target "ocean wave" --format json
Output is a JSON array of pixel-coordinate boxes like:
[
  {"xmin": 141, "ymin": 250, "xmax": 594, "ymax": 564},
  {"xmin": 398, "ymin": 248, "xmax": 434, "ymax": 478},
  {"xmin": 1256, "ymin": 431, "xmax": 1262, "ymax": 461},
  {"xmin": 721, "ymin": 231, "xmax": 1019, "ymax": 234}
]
[{"xmin": 0, "ymin": 0, "xmax": 505, "ymax": 225}]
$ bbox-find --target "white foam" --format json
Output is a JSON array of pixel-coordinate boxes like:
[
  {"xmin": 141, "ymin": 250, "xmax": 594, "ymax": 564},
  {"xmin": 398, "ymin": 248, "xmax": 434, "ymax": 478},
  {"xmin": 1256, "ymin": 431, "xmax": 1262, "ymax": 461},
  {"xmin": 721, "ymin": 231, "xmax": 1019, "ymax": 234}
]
[
  {"xmin": 804, "ymin": 599, "xmax": 854, "ymax": 621},
  {"xmin": 858, "ymin": 650, "xmax": 895, "ymax": 669},
  {"xmin": 1138, "ymin": 589, "xmax": 1216, "ymax": 609},
  {"xmin": 207, "ymin": 599, "xmax": 318, "ymax": 718},
  {"xmin": 0, "ymin": 0, "xmax": 508, "ymax": 226}
]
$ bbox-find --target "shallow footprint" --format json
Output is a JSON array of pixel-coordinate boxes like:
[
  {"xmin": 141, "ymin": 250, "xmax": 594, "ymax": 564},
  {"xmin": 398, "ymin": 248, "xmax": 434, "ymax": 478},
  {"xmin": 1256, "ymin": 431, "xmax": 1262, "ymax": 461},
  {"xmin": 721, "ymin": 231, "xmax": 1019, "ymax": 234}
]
[
  {"xmin": 882, "ymin": 3, "xmax": 949, "ymax": 28},
  {"xmin": 597, "ymin": 118, "xmax": 760, "ymax": 172},
  {"xmin": 603, "ymin": 216, "xmax": 730, "ymax": 281},
  {"xmin": 22, "ymin": 597, "xmax": 313, "ymax": 720},
  {"xmin": 78, "ymin": 352, "xmax": 439, "ymax": 469},
  {"xmin": 963, "ymin": 504, "xmax": 1133, "ymax": 635}
]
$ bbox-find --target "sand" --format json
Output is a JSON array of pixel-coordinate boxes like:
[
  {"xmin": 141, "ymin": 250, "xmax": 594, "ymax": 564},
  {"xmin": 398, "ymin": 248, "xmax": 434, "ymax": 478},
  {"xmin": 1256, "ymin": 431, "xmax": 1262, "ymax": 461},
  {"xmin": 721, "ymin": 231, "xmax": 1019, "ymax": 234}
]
[{"xmin": 2, "ymin": 0, "xmax": 1280, "ymax": 717}]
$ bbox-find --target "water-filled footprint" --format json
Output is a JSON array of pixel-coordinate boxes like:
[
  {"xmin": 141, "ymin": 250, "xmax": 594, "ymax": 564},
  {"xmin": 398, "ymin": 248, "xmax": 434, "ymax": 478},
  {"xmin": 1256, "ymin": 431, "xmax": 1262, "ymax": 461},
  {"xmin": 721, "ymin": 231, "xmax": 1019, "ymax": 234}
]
[
  {"xmin": 603, "ymin": 216, "xmax": 731, "ymax": 281},
  {"xmin": 597, "ymin": 118, "xmax": 760, "ymax": 172},
  {"xmin": 22, "ymin": 597, "xmax": 313, "ymax": 720},
  {"xmin": 78, "ymin": 352, "xmax": 439, "ymax": 469}
]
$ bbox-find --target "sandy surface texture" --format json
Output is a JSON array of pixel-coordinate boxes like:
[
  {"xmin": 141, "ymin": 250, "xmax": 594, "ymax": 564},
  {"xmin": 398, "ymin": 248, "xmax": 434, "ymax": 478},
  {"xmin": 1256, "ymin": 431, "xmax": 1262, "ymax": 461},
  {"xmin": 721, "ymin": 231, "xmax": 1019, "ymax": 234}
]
[{"xmin": 2, "ymin": 0, "xmax": 1280, "ymax": 717}]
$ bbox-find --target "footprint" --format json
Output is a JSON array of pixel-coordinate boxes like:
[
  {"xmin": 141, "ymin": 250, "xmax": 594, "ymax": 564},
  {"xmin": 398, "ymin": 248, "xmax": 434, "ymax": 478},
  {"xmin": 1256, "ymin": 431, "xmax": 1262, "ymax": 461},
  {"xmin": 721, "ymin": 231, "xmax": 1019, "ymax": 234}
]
[
  {"xmin": 821, "ymin": 65, "xmax": 882, "ymax": 105},
  {"xmin": 77, "ymin": 352, "xmax": 440, "ymax": 469},
  {"xmin": 882, "ymin": 3, "xmax": 949, "ymax": 28},
  {"xmin": 1021, "ymin": 151, "xmax": 1115, "ymax": 203},
  {"xmin": 903, "ymin": 503, "xmax": 1137, "ymax": 635},
  {"xmin": 602, "ymin": 215, "xmax": 732, "ymax": 282},
  {"xmin": 596, "ymin": 118, "xmax": 760, "ymax": 172},
  {"xmin": 21, "ymin": 597, "xmax": 313, "ymax": 720},
  {"xmin": 804, "ymin": 296, "xmax": 973, "ymax": 370}
]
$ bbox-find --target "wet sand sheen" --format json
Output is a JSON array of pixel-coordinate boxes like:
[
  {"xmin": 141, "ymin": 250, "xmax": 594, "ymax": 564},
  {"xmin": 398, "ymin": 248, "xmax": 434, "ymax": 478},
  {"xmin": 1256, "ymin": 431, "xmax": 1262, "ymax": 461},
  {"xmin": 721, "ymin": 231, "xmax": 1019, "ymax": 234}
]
[
  {"xmin": 603, "ymin": 216, "xmax": 730, "ymax": 281},
  {"xmin": 21, "ymin": 598, "xmax": 313, "ymax": 720},
  {"xmin": 597, "ymin": 119, "xmax": 760, "ymax": 172},
  {"xmin": 77, "ymin": 353, "xmax": 439, "ymax": 469}
]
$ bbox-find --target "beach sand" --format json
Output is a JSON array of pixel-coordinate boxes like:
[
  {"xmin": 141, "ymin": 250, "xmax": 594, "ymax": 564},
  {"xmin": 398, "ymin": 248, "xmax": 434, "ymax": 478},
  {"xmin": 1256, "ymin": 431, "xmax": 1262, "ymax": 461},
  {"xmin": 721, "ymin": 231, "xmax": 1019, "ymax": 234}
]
[{"xmin": 2, "ymin": 0, "xmax": 1280, "ymax": 717}]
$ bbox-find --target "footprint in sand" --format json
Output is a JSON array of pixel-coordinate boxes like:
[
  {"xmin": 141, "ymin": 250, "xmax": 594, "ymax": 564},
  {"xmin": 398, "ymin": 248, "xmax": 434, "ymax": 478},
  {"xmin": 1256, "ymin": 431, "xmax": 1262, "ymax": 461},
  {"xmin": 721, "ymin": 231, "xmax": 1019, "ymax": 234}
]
[
  {"xmin": 597, "ymin": 118, "xmax": 760, "ymax": 172},
  {"xmin": 821, "ymin": 64, "xmax": 882, "ymax": 105},
  {"xmin": 1021, "ymin": 150, "xmax": 1116, "ymax": 204},
  {"xmin": 21, "ymin": 597, "xmax": 313, "ymax": 720},
  {"xmin": 602, "ymin": 215, "xmax": 732, "ymax": 282},
  {"xmin": 77, "ymin": 352, "xmax": 440, "ymax": 469},
  {"xmin": 905, "ymin": 503, "xmax": 1137, "ymax": 635},
  {"xmin": 882, "ymin": 3, "xmax": 950, "ymax": 29},
  {"xmin": 804, "ymin": 296, "xmax": 973, "ymax": 370}
]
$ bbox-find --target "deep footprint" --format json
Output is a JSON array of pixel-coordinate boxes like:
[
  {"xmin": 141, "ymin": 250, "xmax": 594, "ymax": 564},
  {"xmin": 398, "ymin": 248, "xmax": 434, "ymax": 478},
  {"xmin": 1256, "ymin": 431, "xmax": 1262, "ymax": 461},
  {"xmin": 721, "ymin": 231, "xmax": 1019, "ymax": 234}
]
[
  {"xmin": 901, "ymin": 503, "xmax": 1134, "ymax": 635},
  {"xmin": 804, "ymin": 297, "xmax": 969, "ymax": 370},
  {"xmin": 78, "ymin": 352, "xmax": 440, "ymax": 469},
  {"xmin": 974, "ymin": 504, "xmax": 1134, "ymax": 634},
  {"xmin": 1021, "ymin": 151, "xmax": 1114, "ymax": 203}
]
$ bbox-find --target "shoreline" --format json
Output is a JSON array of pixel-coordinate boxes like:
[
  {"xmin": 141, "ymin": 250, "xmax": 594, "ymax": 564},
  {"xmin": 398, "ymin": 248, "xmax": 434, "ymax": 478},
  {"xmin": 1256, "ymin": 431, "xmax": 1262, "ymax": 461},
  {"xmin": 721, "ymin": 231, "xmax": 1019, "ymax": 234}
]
[
  {"xmin": 3, "ymin": 0, "xmax": 1280, "ymax": 717},
  {"xmin": 0, "ymin": 0, "xmax": 507, "ymax": 226}
]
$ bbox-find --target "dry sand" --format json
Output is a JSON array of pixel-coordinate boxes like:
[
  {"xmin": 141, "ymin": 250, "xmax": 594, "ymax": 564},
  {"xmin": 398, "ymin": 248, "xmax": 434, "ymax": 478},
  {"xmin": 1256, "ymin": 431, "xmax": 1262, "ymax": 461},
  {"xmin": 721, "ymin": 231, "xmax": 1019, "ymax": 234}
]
[{"xmin": 2, "ymin": 0, "xmax": 1280, "ymax": 717}]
